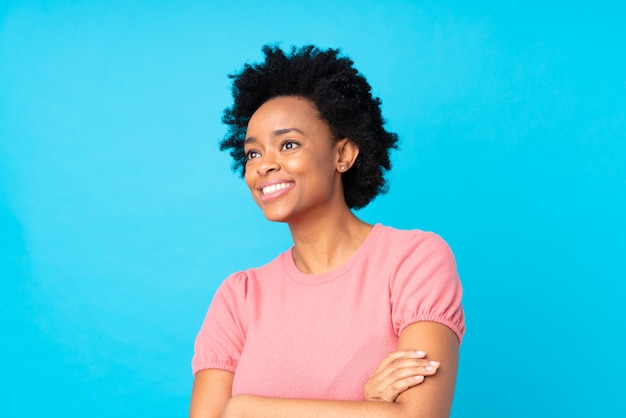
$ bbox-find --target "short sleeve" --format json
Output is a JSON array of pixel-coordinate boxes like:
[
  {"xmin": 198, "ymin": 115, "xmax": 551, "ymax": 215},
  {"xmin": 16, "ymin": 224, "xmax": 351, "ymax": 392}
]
[
  {"xmin": 389, "ymin": 232, "xmax": 465, "ymax": 343},
  {"xmin": 191, "ymin": 272, "xmax": 248, "ymax": 375}
]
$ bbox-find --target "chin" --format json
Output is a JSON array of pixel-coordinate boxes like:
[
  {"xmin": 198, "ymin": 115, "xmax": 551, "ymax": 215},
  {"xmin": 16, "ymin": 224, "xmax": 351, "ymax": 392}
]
[
  {"xmin": 262, "ymin": 212, "xmax": 291, "ymax": 223},
  {"xmin": 260, "ymin": 207, "xmax": 300, "ymax": 223}
]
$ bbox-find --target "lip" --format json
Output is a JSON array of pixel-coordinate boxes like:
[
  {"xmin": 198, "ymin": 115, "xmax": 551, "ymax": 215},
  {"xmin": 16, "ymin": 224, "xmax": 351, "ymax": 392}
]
[{"xmin": 257, "ymin": 179, "xmax": 294, "ymax": 202}]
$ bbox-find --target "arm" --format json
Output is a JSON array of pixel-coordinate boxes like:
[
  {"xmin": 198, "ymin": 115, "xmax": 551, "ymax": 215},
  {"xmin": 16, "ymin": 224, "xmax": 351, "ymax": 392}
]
[
  {"xmin": 394, "ymin": 322, "xmax": 459, "ymax": 416},
  {"xmin": 222, "ymin": 321, "xmax": 459, "ymax": 418},
  {"xmin": 189, "ymin": 339, "xmax": 441, "ymax": 418},
  {"xmin": 188, "ymin": 350, "xmax": 437, "ymax": 418},
  {"xmin": 189, "ymin": 369, "xmax": 234, "ymax": 418}
]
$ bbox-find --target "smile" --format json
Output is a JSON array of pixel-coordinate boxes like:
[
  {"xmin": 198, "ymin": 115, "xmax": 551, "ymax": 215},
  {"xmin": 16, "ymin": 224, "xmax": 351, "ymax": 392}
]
[{"xmin": 262, "ymin": 182, "xmax": 293, "ymax": 195}]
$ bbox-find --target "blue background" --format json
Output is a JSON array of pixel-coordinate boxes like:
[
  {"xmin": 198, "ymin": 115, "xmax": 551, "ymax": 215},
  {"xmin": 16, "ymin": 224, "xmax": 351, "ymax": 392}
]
[{"xmin": 1, "ymin": 1, "xmax": 624, "ymax": 416}]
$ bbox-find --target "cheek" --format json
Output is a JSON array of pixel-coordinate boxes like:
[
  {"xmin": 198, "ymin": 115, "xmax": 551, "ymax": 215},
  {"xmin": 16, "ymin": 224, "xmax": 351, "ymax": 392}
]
[
  {"xmin": 287, "ymin": 153, "xmax": 331, "ymax": 174},
  {"xmin": 244, "ymin": 174, "xmax": 263, "ymax": 205},
  {"xmin": 244, "ymin": 171, "xmax": 259, "ymax": 196},
  {"xmin": 244, "ymin": 168, "xmax": 254, "ymax": 188}
]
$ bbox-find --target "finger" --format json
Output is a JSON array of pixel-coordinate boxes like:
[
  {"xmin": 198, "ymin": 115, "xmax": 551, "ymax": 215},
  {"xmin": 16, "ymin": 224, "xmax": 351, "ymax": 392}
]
[
  {"xmin": 379, "ymin": 362, "xmax": 441, "ymax": 402},
  {"xmin": 390, "ymin": 358, "xmax": 439, "ymax": 370},
  {"xmin": 372, "ymin": 350, "xmax": 427, "ymax": 374},
  {"xmin": 365, "ymin": 352, "xmax": 439, "ymax": 402},
  {"xmin": 366, "ymin": 360, "xmax": 440, "ymax": 401},
  {"xmin": 382, "ymin": 375, "xmax": 426, "ymax": 402},
  {"xmin": 373, "ymin": 358, "xmax": 440, "ymax": 384},
  {"xmin": 369, "ymin": 374, "xmax": 426, "ymax": 403},
  {"xmin": 388, "ymin": 362, "xmax": 440, "ymax": 381}
]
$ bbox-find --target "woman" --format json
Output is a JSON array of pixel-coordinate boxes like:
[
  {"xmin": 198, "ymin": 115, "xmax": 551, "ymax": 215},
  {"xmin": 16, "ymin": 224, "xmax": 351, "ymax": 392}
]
[{"xmin": 190, "ymin": 45, "xmax": 465, "ymax": 418}]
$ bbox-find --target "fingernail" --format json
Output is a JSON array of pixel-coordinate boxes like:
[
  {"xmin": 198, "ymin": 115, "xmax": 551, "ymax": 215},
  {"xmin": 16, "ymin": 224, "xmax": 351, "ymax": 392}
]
[
  {"xmin": 429, "ymin": 361, "xmax": 440, "ymax": 367},
  {"xmin": 415, "ymin": 375, "xmax": 424, "ymax": 381},
  {"xmin": 425, "ymin": 366, "xmax": 434, "ymax": 371},
  {"xmin": 416, "ymin": 350, "xmax": 426, "ymax": 356}
]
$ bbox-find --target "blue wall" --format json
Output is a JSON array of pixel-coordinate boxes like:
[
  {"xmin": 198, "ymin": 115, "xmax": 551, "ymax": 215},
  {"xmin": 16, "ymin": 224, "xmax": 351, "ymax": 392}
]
[{"xmin": 1, "ymin": 1, "xmax": 624, "ymax": 416}]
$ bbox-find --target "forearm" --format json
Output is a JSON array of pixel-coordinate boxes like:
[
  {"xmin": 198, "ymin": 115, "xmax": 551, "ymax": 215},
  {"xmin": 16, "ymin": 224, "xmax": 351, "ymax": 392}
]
[
  {"xmin": 220, "ymin": 323, "xmax": 458, "ymax": 418},
  {"xmin": 223, "ymin": 395, "xmax": 407, "ymax": 418}
]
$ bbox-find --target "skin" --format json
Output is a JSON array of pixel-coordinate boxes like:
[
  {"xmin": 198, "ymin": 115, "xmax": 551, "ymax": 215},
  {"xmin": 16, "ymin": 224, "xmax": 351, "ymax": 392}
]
[{"xmin": 189, "ymin": 96, "xmax": 460, "ymax": 418}]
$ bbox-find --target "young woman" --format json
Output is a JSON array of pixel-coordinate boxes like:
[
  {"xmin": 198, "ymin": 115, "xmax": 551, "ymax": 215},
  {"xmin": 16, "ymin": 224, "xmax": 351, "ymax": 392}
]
[{"xmin": 190, "ymin": 45, "xmax": 465, "ymax": 418}]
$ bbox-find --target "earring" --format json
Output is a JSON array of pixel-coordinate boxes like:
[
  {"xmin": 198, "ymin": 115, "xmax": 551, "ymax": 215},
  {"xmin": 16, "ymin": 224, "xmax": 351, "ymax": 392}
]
[{"xmin": 340, "ymin": 166, "xmax": 345, "ymax": 171}]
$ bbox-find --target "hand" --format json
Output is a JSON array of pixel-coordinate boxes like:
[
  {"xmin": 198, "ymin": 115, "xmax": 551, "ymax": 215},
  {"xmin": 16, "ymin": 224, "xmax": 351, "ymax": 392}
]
[{"xmin": 364, "ymin": 350, "xmax": 440, "ymax": 402}]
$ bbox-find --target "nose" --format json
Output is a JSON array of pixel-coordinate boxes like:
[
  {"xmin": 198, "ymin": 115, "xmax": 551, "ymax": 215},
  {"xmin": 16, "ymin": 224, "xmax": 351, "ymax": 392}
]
[{"xmin": 256, "ymin": 153, "xmax": 280, "ymax": 176}]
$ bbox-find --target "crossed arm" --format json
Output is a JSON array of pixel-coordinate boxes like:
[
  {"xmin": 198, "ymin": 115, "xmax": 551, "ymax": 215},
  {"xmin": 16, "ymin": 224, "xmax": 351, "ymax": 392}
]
[{"xmin": 189, "ymin": 321, "xmax": 459, "ymax": 418}]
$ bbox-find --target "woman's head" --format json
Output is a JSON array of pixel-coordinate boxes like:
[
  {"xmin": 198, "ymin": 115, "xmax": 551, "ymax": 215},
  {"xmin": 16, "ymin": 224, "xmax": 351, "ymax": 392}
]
[{"xmin": 220, "ymin": 44, "xmax": 398, "ymax": 209}]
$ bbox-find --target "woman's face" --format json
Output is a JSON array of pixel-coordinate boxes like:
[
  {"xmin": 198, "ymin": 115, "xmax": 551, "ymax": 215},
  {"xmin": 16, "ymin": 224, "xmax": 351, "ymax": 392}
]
[{"xmin": 243, "ymin": 96, "xmax": 346, "ymax": 223}]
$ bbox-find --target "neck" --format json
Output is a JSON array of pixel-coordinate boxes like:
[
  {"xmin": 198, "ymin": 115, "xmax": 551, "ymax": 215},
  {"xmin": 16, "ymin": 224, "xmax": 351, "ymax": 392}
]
[{"xmin": 287, "ymin": 207, "xmax": 373, "ymax": 275}]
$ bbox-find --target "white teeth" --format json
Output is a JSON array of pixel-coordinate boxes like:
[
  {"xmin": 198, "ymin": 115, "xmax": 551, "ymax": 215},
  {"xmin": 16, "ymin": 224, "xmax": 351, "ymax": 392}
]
[{"xmin": 262, "ymin": 183, "xmax": 291, "ymax": 194}]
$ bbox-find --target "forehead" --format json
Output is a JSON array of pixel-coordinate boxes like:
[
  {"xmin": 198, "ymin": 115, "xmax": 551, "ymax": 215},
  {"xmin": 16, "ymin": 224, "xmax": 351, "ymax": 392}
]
[{"xmin": 246, "ymin": 96, "xmax": 324, "ymax": 132}]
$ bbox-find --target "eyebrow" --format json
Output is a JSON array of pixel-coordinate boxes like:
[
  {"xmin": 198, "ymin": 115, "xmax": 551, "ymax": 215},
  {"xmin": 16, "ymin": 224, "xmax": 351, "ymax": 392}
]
[{"xmin": 244, "ymin": 128, "xmax": 304, "ymax": 144}]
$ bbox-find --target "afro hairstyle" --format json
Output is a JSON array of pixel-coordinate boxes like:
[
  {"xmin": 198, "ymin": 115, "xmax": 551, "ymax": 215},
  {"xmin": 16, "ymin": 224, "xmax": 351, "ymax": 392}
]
[{"xmin": 220, "ymin": 44, "xmax": 398, "ymax": 209}]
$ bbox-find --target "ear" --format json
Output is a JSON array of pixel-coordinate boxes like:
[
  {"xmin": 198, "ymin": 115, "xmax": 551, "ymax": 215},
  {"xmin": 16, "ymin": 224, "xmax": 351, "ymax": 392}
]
[{"xmin": 335, "ymin": 138, "xmax": 360, "ymax": 173}]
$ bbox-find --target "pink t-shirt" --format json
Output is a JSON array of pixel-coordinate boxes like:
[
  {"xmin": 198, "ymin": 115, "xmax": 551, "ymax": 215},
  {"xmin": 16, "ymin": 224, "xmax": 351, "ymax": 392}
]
[{"xmin": 192, "ymin": 224, "xmax": 465, "ymax": 401}]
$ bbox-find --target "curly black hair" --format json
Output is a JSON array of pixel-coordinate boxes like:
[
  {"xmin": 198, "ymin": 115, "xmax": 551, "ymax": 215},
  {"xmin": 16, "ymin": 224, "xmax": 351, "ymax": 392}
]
[{"xmin": 220, "ymin": 44, "xmax": 399, "ymax": 209}]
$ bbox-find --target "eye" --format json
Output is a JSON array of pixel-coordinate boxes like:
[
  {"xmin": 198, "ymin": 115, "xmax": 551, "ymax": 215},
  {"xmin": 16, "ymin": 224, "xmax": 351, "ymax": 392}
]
[
  {"xmin": 245, "ymin": 149, "xmax": 260, "ymax": 161},
  {"xmin": 281, "ymin": 141, "xmax": 300, "ymax": 151}
]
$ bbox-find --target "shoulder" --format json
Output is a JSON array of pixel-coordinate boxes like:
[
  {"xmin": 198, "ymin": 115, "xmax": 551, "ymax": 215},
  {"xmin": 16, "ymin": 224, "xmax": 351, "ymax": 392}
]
[
  {"xmin": 360, "ymin": 224, "xmax": 456, "ymax": 274},
  {"xmin": 374, "ymin": 224, "xmax": 454, "ymax": 259},
  {"xmin": 379, "ymin": 225, "xmax": 465, "ymax": 341},
  {"xmin": 217, "ymin": 250, "xmax": 289, "ymax": 296},
  {"xmin": 376, "ymin": 225, "xmax": 460, "ymax": 294}
]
